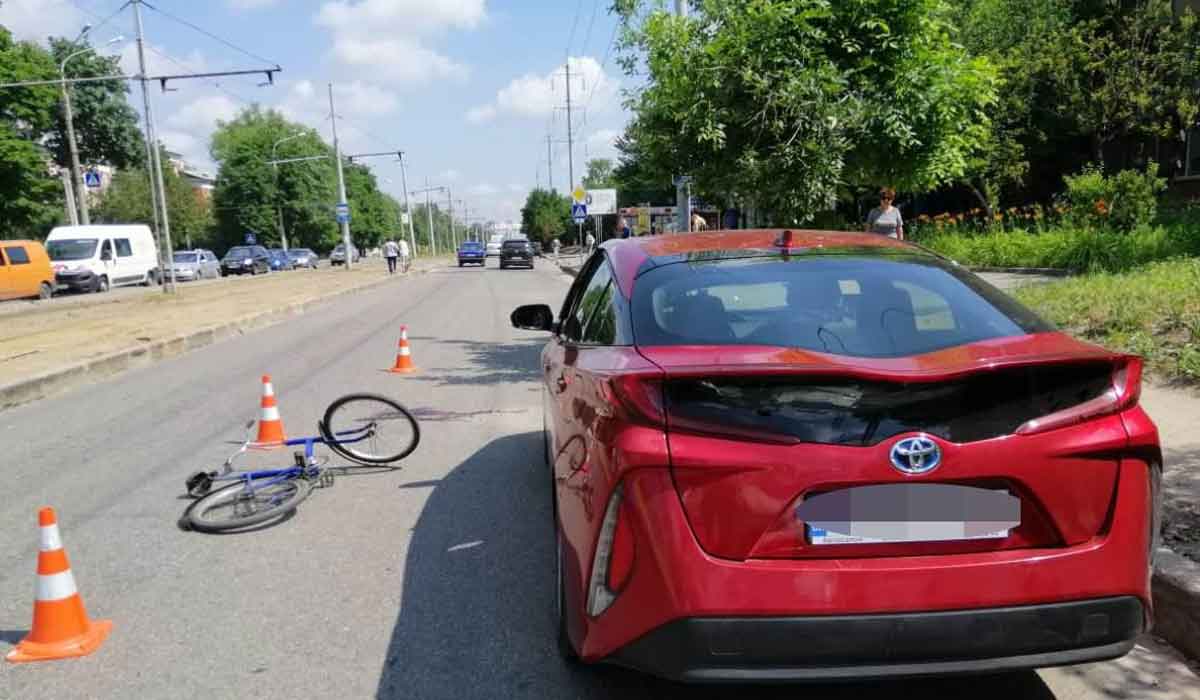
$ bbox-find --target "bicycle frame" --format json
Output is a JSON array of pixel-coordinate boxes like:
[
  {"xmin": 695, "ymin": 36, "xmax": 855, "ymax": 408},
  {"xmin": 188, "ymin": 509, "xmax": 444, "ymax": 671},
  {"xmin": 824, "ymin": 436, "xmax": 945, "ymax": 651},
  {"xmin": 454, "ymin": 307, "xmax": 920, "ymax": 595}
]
[{"xmin": 212, "ymin": 423, "xmax": 375, "ymax": 493}]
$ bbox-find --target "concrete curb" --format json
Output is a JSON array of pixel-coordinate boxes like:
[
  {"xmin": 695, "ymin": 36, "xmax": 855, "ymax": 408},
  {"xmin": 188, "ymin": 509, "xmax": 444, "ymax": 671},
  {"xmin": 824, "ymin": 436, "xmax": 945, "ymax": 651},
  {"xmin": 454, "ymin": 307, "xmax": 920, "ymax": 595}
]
[
  {"xmin": 1153, "ymin": 547, "xmax": 1200, "ymax": 660},
  {"xmin": 0, "ymin": 269, "xmax": 421, "ymax": 412}
]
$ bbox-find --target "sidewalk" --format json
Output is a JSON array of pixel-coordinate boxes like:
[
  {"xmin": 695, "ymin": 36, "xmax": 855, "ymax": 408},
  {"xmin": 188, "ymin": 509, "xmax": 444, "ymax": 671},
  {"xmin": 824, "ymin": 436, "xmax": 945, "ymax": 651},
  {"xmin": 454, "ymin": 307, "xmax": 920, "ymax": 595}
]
[{"xmin": 0, "ymin": 256, "xmax": 445, "ymax": 410}]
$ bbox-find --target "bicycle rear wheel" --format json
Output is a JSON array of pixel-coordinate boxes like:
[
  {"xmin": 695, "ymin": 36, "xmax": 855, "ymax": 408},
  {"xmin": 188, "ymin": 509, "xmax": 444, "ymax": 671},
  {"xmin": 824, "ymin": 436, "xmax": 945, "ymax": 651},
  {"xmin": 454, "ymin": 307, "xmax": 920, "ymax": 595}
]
[
  {"xmin": 321, "ymin": 393, "xmax": 420, "ymax": 465},
  {"xmin": 186, "ymin": 477, "xmax": 313, "ymax": 533}
]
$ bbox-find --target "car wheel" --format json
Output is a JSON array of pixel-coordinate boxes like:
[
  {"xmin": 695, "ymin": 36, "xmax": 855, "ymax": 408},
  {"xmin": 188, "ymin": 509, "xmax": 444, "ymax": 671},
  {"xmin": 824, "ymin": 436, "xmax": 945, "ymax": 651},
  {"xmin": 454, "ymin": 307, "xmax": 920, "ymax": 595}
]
[
  {"xmin": 96, "ymin": 276, "xmax": 109, "ymax": 293},
  {"xmin": 38, "ymin": 282, "xmax": 53, "ymax": 300}
]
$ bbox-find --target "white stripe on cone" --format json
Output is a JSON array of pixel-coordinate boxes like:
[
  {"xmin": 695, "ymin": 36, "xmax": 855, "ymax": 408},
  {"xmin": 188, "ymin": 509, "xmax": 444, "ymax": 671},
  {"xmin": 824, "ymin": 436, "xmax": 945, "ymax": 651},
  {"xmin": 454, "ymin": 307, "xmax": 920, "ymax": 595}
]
[
  {"xmin": 262, "ymin": 383, "xmax": 275, "ymax": 397},
  {"xmin": 36, "ymin": 570, "xmax": 79, "ymax": 601},
  {"xmin": 261, "ymin": 406, "xmax": 281, "ymax": 421},
  {"xmin": 398, "ymin": 347, "xmax": 411, "ymax": 356},
  {"xmin": 39, "ymin": 524, "xmax": 63, "ymax": 552}
]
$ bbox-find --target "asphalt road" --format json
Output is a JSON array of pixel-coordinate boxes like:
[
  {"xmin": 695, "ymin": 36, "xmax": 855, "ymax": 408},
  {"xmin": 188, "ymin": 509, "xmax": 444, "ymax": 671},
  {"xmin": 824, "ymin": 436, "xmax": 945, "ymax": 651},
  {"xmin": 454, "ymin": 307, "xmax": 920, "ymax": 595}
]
[{"xmin": 1, "ymin": 259, "xmax": 1197, "ymax": 699}]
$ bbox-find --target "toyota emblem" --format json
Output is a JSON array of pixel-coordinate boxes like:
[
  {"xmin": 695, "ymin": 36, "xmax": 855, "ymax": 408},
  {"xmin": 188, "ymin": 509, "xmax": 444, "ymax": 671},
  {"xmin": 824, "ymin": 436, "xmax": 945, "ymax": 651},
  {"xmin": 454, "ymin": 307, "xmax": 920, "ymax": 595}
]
[{"xmin": 889, "ymin": 435, "xmax": 942, "ymax": 475}]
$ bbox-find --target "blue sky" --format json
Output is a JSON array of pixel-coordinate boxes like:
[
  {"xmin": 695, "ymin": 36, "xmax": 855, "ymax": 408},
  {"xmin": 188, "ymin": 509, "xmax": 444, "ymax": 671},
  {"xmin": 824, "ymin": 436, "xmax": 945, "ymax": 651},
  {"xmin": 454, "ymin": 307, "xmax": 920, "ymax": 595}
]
[{"xmin": 1, "ymin": 0, "xmax": 629, "ymax": 224}]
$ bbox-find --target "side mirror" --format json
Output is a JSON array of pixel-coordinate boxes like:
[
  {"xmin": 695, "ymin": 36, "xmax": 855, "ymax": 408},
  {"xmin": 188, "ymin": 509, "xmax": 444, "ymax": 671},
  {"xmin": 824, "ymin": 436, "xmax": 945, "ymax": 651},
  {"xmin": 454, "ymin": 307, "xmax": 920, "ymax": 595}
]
[{"xmin": 511, "ymin": 304, "xmax": 555, "ymax": 332}]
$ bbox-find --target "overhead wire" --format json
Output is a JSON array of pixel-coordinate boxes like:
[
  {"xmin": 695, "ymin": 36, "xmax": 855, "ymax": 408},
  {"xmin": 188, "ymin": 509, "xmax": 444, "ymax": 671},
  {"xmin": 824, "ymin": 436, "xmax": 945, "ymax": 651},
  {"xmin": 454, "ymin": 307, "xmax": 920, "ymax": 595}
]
[{"xmin": 142, "ymin": 2, "xmax": 280, "ymax": 68}]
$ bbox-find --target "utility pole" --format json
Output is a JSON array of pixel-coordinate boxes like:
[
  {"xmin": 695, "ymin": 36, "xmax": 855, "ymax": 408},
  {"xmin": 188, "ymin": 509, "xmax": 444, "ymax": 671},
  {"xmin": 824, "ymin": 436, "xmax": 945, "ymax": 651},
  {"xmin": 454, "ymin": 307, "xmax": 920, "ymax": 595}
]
[
  {"xmin": 61, "ymin": 56, "xmax": 89, "ymax": 225},
  {"xmin": 446, "ymin": 188, "xmax": 458, "ymax": 251},
  {"xmin": 675, "ymin": 0, "xmax": 687, "ymax": 16},
  {"xmin": 328, "ymin": 83, "xmax": 353, "ymax": 270},
  {"xmin": 133, "ymin": 0, "xmax": 175, "ymax": 292},
  {"xmin": 565, "ymin": 60, "xmax": 575, "ymax": 196},
  {"xmin": 399, "ymin": 152, "xmax": 417, "ymax": 257},
  {"xmin": 271, "ymin": 131, "xmax": 302, "ymax": 252},
  {"xmin": 425, "ymin": 180, "xmax": 436, "ymax": 258},
  {"xmin": 61, "ymin": 170, "xmax": 79, "ymax": 226},
  {"xmin": 546, "ymin": 134, "xmax": 554, "ymax": 192}
]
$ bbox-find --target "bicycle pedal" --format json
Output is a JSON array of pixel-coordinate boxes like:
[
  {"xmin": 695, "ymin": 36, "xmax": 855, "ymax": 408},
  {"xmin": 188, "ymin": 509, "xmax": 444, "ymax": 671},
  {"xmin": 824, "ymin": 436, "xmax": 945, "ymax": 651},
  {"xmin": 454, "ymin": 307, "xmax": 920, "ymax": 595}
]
[
  {"xmin": 319, "ymin": 471, "xmax": 335, "ymax": 488},
  {"xmin": 185, "ymin": 471, "xmax": 214, "ymax": 498}
]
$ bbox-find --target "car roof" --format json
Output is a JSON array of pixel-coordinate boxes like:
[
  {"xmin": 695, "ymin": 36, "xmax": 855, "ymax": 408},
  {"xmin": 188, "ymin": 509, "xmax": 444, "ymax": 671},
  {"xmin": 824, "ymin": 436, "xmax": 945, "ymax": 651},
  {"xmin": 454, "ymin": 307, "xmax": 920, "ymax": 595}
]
[{"xmin": 603, "ymin": 229, "xmax": 933, "ymax": 298}]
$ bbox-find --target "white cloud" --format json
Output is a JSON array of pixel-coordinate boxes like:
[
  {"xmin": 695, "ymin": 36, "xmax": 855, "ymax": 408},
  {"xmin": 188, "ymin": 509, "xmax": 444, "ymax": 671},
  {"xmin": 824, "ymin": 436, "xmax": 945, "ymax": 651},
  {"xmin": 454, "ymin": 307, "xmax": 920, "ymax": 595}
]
[
  {"xmin": 507, "ymin": 183, "xmax": 524, "ymax": 193},
  {"xmin": 586, "ymin": 129, "xmax": 620, "ymax": 159},
  {"xmin": 466, "ymin": 104, "xmax": 497, "ymax": 124},
  {"xmin": 0, "ymin": 0, "xmax": 87, "ymax": 43},
  {"xmin": 119, "ymin": 43, "xmax": 209, "ymax": 77},
  {"xmin": 468, "ymin": 56, "xmax": 619, "ymax": 123},
  {"xmin": 165, "ymin": 95, "xmax": 241, "ymax": 134},
  {"xmin": 336, "ymin": 81, "xmax": 400, "ymax": 117},
  {"xmin": 314, "ymin": 0, "xmax": 484, "ymax": 85}
]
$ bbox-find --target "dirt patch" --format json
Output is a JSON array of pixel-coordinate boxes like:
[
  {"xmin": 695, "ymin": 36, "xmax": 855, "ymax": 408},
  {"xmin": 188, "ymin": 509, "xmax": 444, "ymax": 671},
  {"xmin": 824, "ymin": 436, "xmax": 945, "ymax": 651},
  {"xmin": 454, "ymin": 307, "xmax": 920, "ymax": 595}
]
[{"xmin": 0, "ymin": 260, "xmax": 402, "ymax": 383}]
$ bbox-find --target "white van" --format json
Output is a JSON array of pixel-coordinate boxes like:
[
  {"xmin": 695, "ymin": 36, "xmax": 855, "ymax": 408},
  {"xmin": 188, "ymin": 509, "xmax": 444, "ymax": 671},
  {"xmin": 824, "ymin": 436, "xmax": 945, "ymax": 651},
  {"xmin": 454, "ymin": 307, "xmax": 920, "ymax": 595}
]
[
  {"xmin": 486, "ymin": 233, "xmax": 505, "ymax": 257},
  {"xmin": 45, "ymin": 225, "xmax": 160, "ymax": 293}
]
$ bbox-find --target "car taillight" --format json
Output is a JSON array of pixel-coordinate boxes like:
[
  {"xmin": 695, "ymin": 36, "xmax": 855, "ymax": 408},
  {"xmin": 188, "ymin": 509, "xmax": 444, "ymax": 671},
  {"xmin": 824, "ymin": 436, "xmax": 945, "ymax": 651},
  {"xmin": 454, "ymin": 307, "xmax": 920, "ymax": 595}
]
[
  {"xmin": 1015, "ymin": 358, "xmax": 1142, "ymax": 436},
  {"xmin": 587, "ymin": 485, "xmax": 635, "ymax": 617},
  {"xmin": 609, "ymin": 375, "xmax": 665, "ymax": 427}
]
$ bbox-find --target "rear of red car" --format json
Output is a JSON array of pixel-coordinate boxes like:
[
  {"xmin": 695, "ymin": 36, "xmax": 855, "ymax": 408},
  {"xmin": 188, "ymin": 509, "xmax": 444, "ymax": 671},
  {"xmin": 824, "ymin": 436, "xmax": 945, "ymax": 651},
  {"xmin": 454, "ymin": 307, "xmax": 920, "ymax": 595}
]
[{"xmin": 549, "ymin": 231, "xmax": 1160, "ymax": 682}]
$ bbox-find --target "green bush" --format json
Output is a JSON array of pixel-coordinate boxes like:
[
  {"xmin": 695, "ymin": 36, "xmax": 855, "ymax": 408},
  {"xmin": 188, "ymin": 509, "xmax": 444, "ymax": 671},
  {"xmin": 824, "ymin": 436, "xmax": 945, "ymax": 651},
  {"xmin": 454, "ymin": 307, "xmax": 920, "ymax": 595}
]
[
  {"xmin": 1061, "ymin": 163, "xmax": 1166, "ymax": 232},
  {"xmin": 1015, "ymin": 260, "xmax": 1200, "ymax": 383}
]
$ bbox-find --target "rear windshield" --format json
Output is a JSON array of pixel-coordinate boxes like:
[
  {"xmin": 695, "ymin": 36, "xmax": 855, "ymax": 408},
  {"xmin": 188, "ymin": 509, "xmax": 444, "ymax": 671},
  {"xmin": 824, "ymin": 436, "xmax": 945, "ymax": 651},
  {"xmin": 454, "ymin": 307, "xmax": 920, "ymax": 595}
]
[
  {"xmin": 502, "ymin": 240, "xmax": 530, "ymax": 248},
  {"xmin": 461, "ymin": 242, "xmax": 483, "ymax": 249},
  {"xmin": 631, "ymin": 255, "xmax": 1051, "ymax": 358},
  {"xmin": 173, "ymin": 253, "xmax": 198, "ymax": 263},
  {"xmin": 225, "ymin": 247, "xmax": 252, "ymax": 257},
  {"xmin": 287, "ymin": 249, "xmax": 309, "ymax": 257},
  {"xmin": 47, "ymin": 239, "xmax": 97, "ymax": 261}
]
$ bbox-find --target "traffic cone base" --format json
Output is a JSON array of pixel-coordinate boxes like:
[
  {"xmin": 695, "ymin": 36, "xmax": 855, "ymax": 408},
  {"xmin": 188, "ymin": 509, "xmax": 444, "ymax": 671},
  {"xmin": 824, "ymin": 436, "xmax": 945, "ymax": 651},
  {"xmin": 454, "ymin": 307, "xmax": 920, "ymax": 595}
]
[
  {"xmin": 6, "ymin": 507, "xmax": 111, "ymax": 664},
  {"xmin": 6, "ymin": 618, "xmax": 111, "ymax": 663},
  {"xmin": 250, "ymin": 374, "xmax": 287, "ymax": 449},
  {"xmin": 387, "ymin": 325, "xmax": 418, "ymax": 373}
]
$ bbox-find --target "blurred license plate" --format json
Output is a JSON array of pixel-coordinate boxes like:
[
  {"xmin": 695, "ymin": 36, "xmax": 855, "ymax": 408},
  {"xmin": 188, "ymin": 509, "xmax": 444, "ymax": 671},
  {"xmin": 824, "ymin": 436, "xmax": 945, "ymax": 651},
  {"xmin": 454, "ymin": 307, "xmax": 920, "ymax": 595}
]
[{"xmin": 798, "ymin": 483, "xmax": 1020, "ymax": 545}]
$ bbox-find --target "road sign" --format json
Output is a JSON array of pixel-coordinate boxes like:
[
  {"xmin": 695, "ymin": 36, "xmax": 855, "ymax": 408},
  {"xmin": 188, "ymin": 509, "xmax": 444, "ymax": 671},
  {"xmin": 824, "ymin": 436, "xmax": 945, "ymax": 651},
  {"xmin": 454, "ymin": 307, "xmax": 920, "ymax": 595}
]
[
  {"xmin": 335, "ymin": 202, "xmax": 350, "ymax": 224},
  {"xmin": 400, "ymin": 212, "xmax": 410, "ymax": 225},
  {"xmin": 571, "ymin": 203, "xmax": 587, "ymax": 225},
  {"xmin": 244, "ymin": 232, "xmax": 256, "ymax": 245},
  {"xmin": 572, "ymin": 186, "xmax": 587, "ymax": 203},
  {"xmin": 84, "ymin": 170, "xmax": 102, "ymax": 189},
  {"xmin": 585, "ymin": 188, "xmax": 617, "ymax": 215}
]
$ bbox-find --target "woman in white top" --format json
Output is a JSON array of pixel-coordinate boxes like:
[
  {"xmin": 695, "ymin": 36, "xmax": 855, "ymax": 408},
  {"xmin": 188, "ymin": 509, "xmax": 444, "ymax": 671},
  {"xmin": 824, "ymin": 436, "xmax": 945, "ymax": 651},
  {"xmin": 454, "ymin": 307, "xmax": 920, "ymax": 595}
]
[{"xmin": 865, "ymin": 187, "xmax": 904, "ymax": 239}]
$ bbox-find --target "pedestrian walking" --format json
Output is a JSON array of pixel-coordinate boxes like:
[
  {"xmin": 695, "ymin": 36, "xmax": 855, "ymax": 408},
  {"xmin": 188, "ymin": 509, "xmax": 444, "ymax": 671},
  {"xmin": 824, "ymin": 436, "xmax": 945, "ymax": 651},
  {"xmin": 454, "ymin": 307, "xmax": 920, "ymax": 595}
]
[
  {"xmin": 383, "ymin": 239, "xmax": 399, "ymax": 274},
  {"xmin": 619, "ymin": 216, "xmax": 631, "ymax": 239},
  {"xmin": 585, "ymin": 232, "xmax": 596, "ymax": 255},
  {"xmin": 691, "ymin": 212, "xmax": 708, "ymax": 232},
  {"xmin": 552, "ymin": 237, "xmax": 561, "ymax": 263},
  {"xmin": 397, "ymin": 238, "xmax": 410, "ymax": 272},
  {"xmin": 866, "ymin": 187, "xmax": 905, "ymax": 239}
]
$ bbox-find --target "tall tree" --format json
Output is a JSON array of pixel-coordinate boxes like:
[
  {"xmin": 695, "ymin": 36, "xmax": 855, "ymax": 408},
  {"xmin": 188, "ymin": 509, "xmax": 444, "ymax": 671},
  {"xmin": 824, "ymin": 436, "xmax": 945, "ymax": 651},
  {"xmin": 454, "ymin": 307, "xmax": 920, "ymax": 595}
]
[
  {"xmin": 613, "ymin": 0, "xmax": 997, "ymax": 223},
  {"xmin": 582, "ymin": 158, "xmax": 616, "ymax": 189},
  {"xmin": 0, "ymin": 26, "xmax": 64, "ymax": 236},
  {"xmin": 520, "ymin": 188, "xmax": 571, "ymax": 244},
  {"xmin": 47, "ymin": 38, "xmax": 143, "ymax": 170}
]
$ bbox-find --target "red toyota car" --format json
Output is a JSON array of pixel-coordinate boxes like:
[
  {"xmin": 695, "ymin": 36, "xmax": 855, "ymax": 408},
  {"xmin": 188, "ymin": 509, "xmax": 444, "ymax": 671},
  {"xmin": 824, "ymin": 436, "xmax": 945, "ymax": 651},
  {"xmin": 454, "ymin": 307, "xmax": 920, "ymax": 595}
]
[{"xmin": 511, "ymin": 229, "xmax": 1162, "ymax": 682}]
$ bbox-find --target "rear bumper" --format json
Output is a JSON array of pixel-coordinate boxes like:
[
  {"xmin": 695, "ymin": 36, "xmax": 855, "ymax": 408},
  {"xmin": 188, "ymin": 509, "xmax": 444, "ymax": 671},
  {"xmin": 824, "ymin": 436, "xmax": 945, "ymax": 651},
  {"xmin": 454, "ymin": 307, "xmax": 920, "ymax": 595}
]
[{"xmin": 608, "ymin": 597, "xmax": 1142, "ymax": 682}]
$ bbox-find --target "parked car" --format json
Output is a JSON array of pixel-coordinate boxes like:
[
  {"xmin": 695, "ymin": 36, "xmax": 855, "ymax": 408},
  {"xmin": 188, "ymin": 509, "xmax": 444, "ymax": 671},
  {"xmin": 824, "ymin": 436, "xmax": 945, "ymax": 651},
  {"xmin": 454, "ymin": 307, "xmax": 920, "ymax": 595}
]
[
  {"xmin": 170, "ymin": 249, "xmax": 220, "ymax": 282},
  {"xmin": 46, "ymin": 224, "xmax": 160, "ymax": 293},
  {"xmin": 511, "ymin": 229, "xmax": 1160, "ymax": 682},
  {"xmin": 498, "ymin": 238, "xmax": 534, "ymax": 269},
  {"xmin": 486, "ymin": 234, "xmax": 504, "ymax": 257},
  {"xmin": 221, "ymin": 245, "xmax": 271, "ymax": 276},
  {"xmin": 329, "ymin": 243, "xmax": 359, "ymax": 266},
  {"xmin": 457, "ymin": 241, "xmax": 486, "ymax": 267},
  {"xmin": 0, "ymin": 240, "xmax": 55, "ymax": 300},
  {"xmin": 268, "ymin": 249, "xmax": 294, "ymax": 272},
  {"xmin": 287, "ymin": 248, "xmax": 319, "ymax": 269}
]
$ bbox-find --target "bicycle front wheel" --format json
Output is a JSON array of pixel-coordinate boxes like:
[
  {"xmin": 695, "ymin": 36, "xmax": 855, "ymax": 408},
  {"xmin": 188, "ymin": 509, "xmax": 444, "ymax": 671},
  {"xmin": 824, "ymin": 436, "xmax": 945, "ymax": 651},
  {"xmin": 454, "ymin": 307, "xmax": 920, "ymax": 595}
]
[
  {"xmin": 186, "ymin": 477, "xmax": 313, "ymax": 533},
  {"xmin": 322, "ymin": 393, "xmax": 420, "ymax": 465}
]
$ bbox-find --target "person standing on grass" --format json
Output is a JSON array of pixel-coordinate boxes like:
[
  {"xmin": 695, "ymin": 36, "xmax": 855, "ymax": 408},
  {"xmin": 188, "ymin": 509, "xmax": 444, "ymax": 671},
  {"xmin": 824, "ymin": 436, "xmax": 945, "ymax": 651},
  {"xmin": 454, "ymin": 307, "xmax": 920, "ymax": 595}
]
[
  {"xmin": 866, "ymin": 187, "xmax": 904, "ymax": 239},
  {"xmin": 383, "ymin": 239, "xmax": 399, "ymax": 274}
]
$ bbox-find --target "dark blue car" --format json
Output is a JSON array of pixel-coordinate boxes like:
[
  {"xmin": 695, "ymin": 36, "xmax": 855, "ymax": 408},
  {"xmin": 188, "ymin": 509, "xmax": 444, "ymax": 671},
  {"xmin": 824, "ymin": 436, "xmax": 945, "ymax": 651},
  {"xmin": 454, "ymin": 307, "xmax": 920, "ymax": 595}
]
[
  {"xmin": 268, "ymin": 249, "xmax": 294, "ymax": 271},
  {"xmin": 457, "ymin": 241, "xmax": 486, "ymax": 267}
]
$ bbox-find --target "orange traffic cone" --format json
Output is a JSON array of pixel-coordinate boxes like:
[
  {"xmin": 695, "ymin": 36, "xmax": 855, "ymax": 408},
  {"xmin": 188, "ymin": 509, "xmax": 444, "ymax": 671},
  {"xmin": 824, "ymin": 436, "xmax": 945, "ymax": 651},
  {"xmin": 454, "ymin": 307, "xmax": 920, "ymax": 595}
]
[
  {"xmin": 6, "ymin": 508, "xmax": 112, "ymax": 663},
  {"xmin": 387, "ymin": 325, "xmax": 418, "ymax": 373},
  {"xmin": 250, "ymin": 374, "xmax": 287, "ymax": 448}
]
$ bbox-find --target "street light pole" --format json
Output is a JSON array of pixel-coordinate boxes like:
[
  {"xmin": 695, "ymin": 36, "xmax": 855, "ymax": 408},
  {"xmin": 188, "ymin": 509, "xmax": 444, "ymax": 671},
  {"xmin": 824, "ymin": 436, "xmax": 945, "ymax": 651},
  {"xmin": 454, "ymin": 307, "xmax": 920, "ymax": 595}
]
[
  {"xmin": 446, "ymin": 187, "xmax": 457, "ymax": 251},
  {"xmin": 398, "ymin": 152, "xmax": 417, "ymax": 257},
  {"xmin": 424, "ymin": 184, "xmax": 436, "ymax": 258},
  {"xmin": 271, "ymin": 131, "xmax": 303, "ymax": 252},
  {"xmin": 132, "ymin": 0, "xmax": 175, "ymax": 292},
  {"xmin": 328, "ymin": 83, "xmax": 353, "ymax": 270}
]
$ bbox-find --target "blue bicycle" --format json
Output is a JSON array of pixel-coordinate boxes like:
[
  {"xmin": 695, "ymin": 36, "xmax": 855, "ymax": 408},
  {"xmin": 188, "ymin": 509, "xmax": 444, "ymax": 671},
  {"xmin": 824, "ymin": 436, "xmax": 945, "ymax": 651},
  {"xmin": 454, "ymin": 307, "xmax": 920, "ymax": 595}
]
[{"xmin": 182, "ymin": 393, "xmax": 420, "ymax": 533}]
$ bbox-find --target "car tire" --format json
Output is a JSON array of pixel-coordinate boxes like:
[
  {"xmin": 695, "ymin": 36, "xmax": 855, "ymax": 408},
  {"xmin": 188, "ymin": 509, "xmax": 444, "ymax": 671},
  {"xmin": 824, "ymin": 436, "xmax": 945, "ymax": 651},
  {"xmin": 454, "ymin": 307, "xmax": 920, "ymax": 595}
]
[
  {"xmin": 94, "ymin": 275, "xmax": 109, "ymax": 293},
  {"xmin": 38, "ymin": 282, "xmax": 53, "ymax": 300}
]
